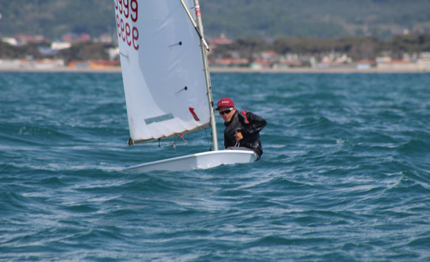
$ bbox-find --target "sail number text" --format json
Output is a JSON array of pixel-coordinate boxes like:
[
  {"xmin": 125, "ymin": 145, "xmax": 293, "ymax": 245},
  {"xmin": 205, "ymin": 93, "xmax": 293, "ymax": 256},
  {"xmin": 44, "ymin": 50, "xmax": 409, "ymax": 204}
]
[{"xmin": 115, "ymin": 0, "xmax": 139, "ymax": 50}]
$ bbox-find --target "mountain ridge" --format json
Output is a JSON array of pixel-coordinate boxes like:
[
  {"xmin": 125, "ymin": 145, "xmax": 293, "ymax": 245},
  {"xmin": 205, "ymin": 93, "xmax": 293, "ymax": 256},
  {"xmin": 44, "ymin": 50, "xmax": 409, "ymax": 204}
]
[{"xmin": 0, "ymin": 0, "xmax": 429, "ymax": 40}]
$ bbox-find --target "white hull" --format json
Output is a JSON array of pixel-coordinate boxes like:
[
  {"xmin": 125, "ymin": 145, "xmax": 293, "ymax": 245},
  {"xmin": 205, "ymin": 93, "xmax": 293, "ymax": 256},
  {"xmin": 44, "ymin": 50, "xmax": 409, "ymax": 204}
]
[{"xmin": 125, "ymin": 148, "xmax": 257, "ymax": 172}]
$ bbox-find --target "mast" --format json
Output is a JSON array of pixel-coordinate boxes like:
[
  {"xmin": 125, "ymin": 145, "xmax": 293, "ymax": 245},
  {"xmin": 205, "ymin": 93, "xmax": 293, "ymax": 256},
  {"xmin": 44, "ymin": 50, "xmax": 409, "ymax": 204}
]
[{"xmin": 193, "ymin": 0, "xmax": 219, "ymax": 151}]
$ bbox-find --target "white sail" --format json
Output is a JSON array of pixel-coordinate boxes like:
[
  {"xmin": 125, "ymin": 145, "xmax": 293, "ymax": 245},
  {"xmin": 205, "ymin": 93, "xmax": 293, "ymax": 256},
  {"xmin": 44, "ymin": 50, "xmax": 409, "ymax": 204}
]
[
  {"xmin": 115, "ymin": 0, "xmax": 257, "ymax": 171},
  {"xmin": 115, "ymin": 0, "xmax": 210, "ymax": 144}
]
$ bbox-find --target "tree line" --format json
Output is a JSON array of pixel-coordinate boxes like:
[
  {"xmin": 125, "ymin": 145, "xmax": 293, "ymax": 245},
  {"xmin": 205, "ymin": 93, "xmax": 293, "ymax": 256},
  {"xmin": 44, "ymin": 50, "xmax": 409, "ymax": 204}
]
[
  {"xmin": 0, "ymin": 41, "xmax": 115, "ymax": 63},
  {"xmin": 209, "ymin": 34, "xmax": 430, "ymax": 61},
  {"xmin": 1, "ymin": 34, "xmax": 430, "ymax": 63}
]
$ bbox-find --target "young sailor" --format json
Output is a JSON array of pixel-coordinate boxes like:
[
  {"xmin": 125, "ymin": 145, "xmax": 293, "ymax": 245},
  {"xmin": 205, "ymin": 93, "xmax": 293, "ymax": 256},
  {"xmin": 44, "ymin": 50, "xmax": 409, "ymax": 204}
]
[{"xmin": 216, "ymin": 97, "xmax": 267, "ymax": 161}]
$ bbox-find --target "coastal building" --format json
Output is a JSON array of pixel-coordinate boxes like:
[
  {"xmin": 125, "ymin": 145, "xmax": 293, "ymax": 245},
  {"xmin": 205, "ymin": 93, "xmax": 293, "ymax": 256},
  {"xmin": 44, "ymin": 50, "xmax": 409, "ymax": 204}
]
[
  {"xmin": 356, "ymin": 60, "xmax": 376, "ymax": 70},
  {"xmin": 68, "ymin": 61, "xmax": 91, "ymax": 69},
  {"xmin": 2, "ymin": 37, "xmax": 18, "ymax": 46},
  {"xmin": 90, "ymin": 60, "xmax": 120, "ymax": 69},
  {"xmin": 98, "ymin": 34, "xmax": 114, "ymax": 43},
  {"xmin": 62, "ymin": 33, "xmax": 91, "ymax": 43},
  {"xmin": 375, "ymin": 55, "xmax": 430, "ymax": 71},
  {"xmin": 318, "ymin": 61, "xmax": 349, "ymax": 69},
  {"xmin": 377, "ymin": 59, "xmax": 415, "ymax": 71},
  {"xmin": 14, "ymin": 34, "xmax": 46, "ymax": 45},
  {"xmin": 107, "ymin": 47, "xmax": 120, "ymax": 61},
  {"xmin": 250, "ymin": 60, "xmax": 271, "ymax": 70},
  {"xmin": 68, "ymin": 60, "xmax": 120, "ymax": 69},
  {"xmin": 318, "ymin": 53, "xmax": 354, "ymax": 69},
  {"xmin": 209, "ymin": 34, "xmax": 233, "ymax": 49},
  {"xmin": 259, "ymin": 51, "xmax": 280, "ymax": 62},
  {"xmin": 32, "ymin": 59, "xmax": 65, "ymax": 69},
  {"xmin": 209, "ymin": 58, "xmax": 249, "ymax": 68},
  {"xmin": 273, "ymin": 60, "xmax": 302, "ymax": 69},
  {"xmin": 37, "ymin": 42, "xmax": 72, "ymax": 56},
  {"xmin": 416, "ymin": 52, "xmax": 430, "ymax": 71},
  {"xmin": 1, "ymin": 34, "xmax": 45, "ymax": 45},
  {"xmin": 51, "ymin": 42, "xmax": 72, "ymax": 50},
  {"xmin": 0, "ymin": 59, "xmax": 22, "ymax": 68},
  {"xmin": 0, "ymin": 59, "xmax": 64, "ymax": 69}
]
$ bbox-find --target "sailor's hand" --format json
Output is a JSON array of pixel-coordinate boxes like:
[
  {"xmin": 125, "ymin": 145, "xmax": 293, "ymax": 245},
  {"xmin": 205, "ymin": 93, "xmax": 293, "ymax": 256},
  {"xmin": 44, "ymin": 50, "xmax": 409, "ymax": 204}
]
[{"xmin": 234, "ymin": 132, "xmax": 243, "ymax": 142}]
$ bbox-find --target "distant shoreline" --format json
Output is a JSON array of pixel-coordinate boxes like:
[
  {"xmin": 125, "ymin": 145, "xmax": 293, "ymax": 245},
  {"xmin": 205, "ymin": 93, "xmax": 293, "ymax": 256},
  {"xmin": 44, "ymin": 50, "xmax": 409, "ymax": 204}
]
[
  {"xmin": 209, "ymin": 67, "xmax": 430, "ymax": 74},
  {"xmin": 0, "ymin": 66, "xmax": 429, "ymax": 74}
]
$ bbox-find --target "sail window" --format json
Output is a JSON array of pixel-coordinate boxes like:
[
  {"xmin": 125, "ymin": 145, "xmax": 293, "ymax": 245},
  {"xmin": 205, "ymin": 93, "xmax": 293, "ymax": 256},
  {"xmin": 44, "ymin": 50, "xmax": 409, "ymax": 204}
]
[{"xmin": 144, "ymin": 113, "xmax": 174, "ymax": 125}]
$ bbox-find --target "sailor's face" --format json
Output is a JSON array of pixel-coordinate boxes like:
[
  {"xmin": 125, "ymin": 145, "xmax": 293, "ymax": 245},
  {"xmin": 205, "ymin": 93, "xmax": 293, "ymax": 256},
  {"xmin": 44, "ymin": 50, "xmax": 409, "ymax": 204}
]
[{"xmin": 219, "ymin": 106, "xmax": 236, "ymax": 123}]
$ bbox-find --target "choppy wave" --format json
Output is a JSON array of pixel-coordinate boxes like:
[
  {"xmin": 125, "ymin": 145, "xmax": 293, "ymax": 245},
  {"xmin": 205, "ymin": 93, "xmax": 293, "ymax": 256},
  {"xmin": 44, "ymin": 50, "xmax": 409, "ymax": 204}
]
[{"xmin": 1, "ymin": 72, "xmax": 430, "ymax": 261}]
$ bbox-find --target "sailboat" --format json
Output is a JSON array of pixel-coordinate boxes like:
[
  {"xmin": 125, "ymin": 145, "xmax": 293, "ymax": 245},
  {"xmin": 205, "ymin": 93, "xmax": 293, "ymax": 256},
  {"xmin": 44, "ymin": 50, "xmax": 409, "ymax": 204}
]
[{"xmin": 115, "ymin": 0, "xmax": 257, "ymax": 172}]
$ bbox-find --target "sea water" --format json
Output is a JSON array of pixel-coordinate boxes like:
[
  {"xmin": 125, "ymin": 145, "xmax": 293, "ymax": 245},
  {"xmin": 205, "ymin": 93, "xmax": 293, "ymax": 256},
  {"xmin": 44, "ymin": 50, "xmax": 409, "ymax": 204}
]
[{"xmin": 1, "ymin": 72, "xmax": 430, "ymax": 261}]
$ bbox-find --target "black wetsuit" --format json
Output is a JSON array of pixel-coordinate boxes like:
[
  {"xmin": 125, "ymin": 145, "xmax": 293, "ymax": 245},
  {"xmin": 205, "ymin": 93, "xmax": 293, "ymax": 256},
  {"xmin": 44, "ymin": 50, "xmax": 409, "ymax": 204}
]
[{"xmin": 224, "ymin": 110, "xmax": 267, "ymax": 161}]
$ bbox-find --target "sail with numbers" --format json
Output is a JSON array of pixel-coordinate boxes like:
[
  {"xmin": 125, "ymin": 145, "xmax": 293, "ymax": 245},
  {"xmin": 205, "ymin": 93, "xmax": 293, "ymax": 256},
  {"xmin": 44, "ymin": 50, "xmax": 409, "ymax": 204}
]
[
  {"xmin": 115, "ymin": 0, "xmax": 257, "ymax": 172},
  {"xmin": 115, "ymin": 0, "xmax": 212, "ymax": 144}
]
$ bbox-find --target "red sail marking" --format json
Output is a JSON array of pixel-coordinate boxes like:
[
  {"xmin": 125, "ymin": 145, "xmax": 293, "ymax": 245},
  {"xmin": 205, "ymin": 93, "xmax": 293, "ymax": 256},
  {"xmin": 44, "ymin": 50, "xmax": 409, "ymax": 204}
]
[{"xmin": 189, "ymin": 107, "xmax": 200, "ymax": 121}]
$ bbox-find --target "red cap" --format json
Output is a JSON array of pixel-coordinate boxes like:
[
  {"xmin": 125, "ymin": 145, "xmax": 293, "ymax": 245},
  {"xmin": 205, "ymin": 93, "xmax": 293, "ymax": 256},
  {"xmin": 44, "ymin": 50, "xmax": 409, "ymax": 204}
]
[{"xmin": 216, "ymin": 97, "xmax": 235, "ymax": 110}]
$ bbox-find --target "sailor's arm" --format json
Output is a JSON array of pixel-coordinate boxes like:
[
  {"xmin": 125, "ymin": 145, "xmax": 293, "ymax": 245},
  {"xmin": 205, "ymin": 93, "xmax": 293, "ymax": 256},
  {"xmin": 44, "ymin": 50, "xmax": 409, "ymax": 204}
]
[{"xmin": 242, "ymin": 112, "xmax": 267, "ymax": 134}]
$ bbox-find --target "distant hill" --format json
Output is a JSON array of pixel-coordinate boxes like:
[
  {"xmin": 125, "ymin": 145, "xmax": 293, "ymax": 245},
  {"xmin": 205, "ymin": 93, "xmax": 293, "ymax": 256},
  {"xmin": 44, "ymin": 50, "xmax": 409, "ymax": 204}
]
[
  {"xmin": 0, "ymin": 0, "xmax": 113, "ymax": 40},
  {"xmin": 1, "ymin": 0, "xmax": 430, "ymax": 40},
  {"xmin": 202, "ymin": 0, "xmax": 430, "ymax": 39}
]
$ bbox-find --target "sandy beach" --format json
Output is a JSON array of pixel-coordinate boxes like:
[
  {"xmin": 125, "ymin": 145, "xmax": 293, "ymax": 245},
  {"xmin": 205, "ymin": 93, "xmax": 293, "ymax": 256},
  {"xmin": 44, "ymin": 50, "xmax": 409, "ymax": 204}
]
[
  {"xmin": 0, "ymin": 66, "xmax": 429, "ymax": 73},
  {"xmin": 209, "ymin": 67, "xmax": 430, "ymax": 73}
]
